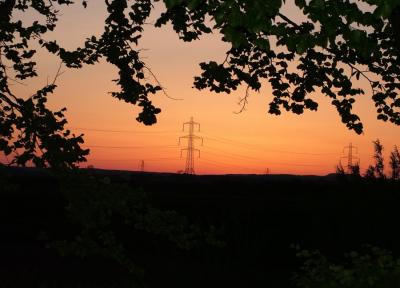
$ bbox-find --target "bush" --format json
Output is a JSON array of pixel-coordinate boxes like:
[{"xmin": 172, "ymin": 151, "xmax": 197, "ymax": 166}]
[{"xmin": 293, "ymin": 245, "xmax": 400, "ymax": 288}]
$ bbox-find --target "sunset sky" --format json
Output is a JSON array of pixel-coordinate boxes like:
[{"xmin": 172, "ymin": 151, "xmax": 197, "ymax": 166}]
[{"xmin": 5, "ymin": 1, "xmax": 400, "ymax": 175}]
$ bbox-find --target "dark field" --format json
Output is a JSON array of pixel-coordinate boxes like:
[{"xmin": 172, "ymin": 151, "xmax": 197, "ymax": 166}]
[{"xmin": 1, "ymin": 167, "xmax": 400, "ymax": 287}]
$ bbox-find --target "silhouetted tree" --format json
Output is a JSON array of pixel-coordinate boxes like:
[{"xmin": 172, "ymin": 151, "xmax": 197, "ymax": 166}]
[
  {"xmin": 336, "ymin": 162, "xmax": 345, "ymax": 175},
  {"xmin": 350, "ymin": 163, "xmax": 361, "ymax": 177},
  {"xmin": 373, "ymin": 139, "xmax": 385, "ymax": 179},
  {"xmin": 389, "ymin": 145, "xmax": 400, "ymax": 180},
  {"xmin": 337, "ymin": 162, "xmax": 360, "ymax": 181},
  {"xmin": 364, "ymin": 165, "xmax": 376, "ymax": 180},
  {"xmin": 2, "ymin": 1, "xmax": 400, "ymax": 166}
]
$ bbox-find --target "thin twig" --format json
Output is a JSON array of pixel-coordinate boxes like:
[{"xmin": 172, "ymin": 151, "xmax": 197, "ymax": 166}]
[
  {"xmin": 222, "ymin": 53, "xmax": 229, "ymax": 65},
  {"xmin": 8, "ymin": 78, "xmax": 27, "ymax": 86},
  {"xmin": 123, "ymin": 39, "xmax": 183, "ymax": 101},
  {"xmin": 278, "ymin": 13, "xmax": 300, "ymax": 28},
  {"xmin": 51, "ymin": 61, "xmax": 65, "ymax": 85},
  {"xmin": 234, "ymin": 85, "xmax": 251, "ymax": 114},
  {"xmin": 143, "ymin": 65, "xmax": 184, "ymax": 100},
  {"xmin": 347, "ymin": 62, "xmax": 382, "ymax": 95},
  {"xmin": 28, "ymin": 62, "xmax": 65, "ymax": 100}
]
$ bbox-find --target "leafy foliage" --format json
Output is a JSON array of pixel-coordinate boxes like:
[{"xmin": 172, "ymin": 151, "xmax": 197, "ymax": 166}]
[
  {"xmin": 0, "ymin": 0, "xmax": 89, "ymax": 168},
  {"xmin": 294, "ymin": 245, "xmax": 400, "ymax": 288},
  {"xmin": 50, "ymin": 171, "xmax": 223, "ymax": 281},
  {"xmin": 389, "ymin": 145, "xmax": 400, "ymax": 180},
  {"xmin": 0, "ymin": 0, "xmax": 161, "ymax": 168},
  {"xmin": 373, "ymin": 139, "xmax": 385, "ymax": 179},
  {"xmin": 183, "ymin": 0, "xmax": 400, "ymax": 134},
  {"xmin": 350, "ymin": 163, "xmax": 360, "ymax": 177},
  {"xmin": 2, "ymin": 0, "xmax": 400, "ymax": 167}
]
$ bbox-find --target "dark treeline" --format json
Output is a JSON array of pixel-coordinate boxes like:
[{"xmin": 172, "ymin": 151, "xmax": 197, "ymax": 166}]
[{"xmin": 1, "ymin": 167, "xmax": 400, "ymax": 287}]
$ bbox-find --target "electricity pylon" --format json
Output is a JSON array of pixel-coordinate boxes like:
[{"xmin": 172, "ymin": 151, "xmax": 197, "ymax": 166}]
[
  {"xmin": 341, "ymin": 143, "xmax": 359, "ymax": 174},
  {"xmin": 179, "ymin": 117, "xmax": 203, "ymax": 174},
  {"xmin": 139, "ymin": 160, "xmax": 145, "ymax": 172}
]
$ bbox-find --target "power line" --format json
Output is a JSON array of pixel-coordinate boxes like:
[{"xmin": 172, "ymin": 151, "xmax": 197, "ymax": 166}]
[
  {"xmin": 83, "ymin": 141, "xmax": 330, "ymax": 168},
  {"xmin": 201, "ymin": 151, "xmax": 327, "ymax": 167},
  {"xmin": 70, "ymin": 126, "xmax": 336, "ymax": 156},
  {"xmin": 70, "ymin": 126, "xmax": 339, "ymax": 173},
  {"xmin": 202, "ymin": 146, "xmax": 260, "ymax": 159},
  {"xmin": 198, "ymin": 158, "xmax": 263, "ymax": 173},
  {"xmin": 87, "ymin": 145, "xmax": 178, "ymax": 149},
  {"xmin": 70, "ymin": 127, "xmax": 176, "ymax": 134},
  {"xmin": 201, "ymin": 135, "xmax": 337, "ymax": 156},
  {"xmin": 201, "ymin": 147, "xmax": 329, "ymax": 167},
  {"xmin": 202, "ymin": 148, "xmax": 266, "ymax": 162},
  {"xmin": 87, "ymin": 157, "xmax": 180, "ymax": 162}
]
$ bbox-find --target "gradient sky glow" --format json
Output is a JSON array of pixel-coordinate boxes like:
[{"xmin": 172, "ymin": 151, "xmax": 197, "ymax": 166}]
[{"xmin": 5, "ymin": 1, "xmax": 400, "ymax": 175}]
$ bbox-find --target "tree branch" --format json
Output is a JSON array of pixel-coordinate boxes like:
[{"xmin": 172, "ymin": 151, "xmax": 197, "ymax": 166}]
[
  {"xmin": 234, "ymin": 85, "xmax": 250, "ymax": 114},
  {"xmin": 277, "ymin": 13, "xmax": 300, "ymax": 28}
]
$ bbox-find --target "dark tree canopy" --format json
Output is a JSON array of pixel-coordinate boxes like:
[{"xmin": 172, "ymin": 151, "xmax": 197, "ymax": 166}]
[{"xmin": 1, "ymin": 0, "xmax": 400, "ymax": 168}]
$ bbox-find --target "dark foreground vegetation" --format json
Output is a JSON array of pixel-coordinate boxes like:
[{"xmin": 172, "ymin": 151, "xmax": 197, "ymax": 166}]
[{"xmin": 1, "ymin": 166, "xmax": 400, "ymax": 288}]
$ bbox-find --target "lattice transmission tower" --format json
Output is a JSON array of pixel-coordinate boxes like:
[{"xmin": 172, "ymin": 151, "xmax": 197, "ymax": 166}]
[
  {"xmin": 179, "ymin": 117, "xmax": 203, "ymax": 174},
  {"xmin": 138, "ymin": 160, "xmax": 145, "ymax": 172},
  {"xmin": 341, "ymin": 142, "xmax": 359, "ymax": 173}
]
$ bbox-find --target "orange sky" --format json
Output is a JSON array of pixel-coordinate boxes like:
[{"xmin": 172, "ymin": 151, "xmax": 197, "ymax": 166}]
[{"xmin": 3, "ymin": 1, "xmax": 400, "ymax": 175}]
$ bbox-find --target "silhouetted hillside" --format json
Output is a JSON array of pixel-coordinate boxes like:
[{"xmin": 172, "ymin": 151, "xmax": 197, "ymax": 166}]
[{"xmin": 1, "ymin": 167, "xmax": 399, "ymax": 287}]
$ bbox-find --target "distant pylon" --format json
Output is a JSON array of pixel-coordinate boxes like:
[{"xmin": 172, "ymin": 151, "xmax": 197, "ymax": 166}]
[
  {"xmin": 179, "ymin": 117, "xmax": 203, "ymax": 174},
  {"xmin": 139, "ymin": 160, "xmax": 145, "ymax": 172},
  {"xmin": 341, "ymin": 143, "xmax": 359, "ymax": 173}
]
